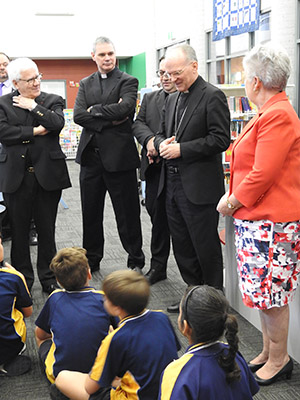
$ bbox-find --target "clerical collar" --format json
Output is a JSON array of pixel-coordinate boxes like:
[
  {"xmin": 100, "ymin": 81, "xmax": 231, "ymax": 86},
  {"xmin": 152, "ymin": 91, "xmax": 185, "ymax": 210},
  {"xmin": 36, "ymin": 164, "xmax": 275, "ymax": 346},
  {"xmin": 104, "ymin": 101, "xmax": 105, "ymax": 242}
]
[
  {"xmin": 187, "ymin": 76, "xmax": 200, "ymax": 93},
  {"xmin": 99, "ymin": 67, "xmax": 116, "ymax": 79}
]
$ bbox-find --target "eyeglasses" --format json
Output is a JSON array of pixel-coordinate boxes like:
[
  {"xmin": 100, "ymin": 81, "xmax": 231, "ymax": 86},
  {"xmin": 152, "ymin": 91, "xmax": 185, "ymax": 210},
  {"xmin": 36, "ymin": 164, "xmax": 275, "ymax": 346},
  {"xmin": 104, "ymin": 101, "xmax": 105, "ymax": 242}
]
[
  {"xmin": 157, "ymin": 70, "xmax": 169, "ymax": 78},
  {"xmin": 165, "ymin": 62, "xmax": 193, "ymax": 79},
  {"xmin": 18, "ymin": 73, "xmax": 43, "ymax": 85}
]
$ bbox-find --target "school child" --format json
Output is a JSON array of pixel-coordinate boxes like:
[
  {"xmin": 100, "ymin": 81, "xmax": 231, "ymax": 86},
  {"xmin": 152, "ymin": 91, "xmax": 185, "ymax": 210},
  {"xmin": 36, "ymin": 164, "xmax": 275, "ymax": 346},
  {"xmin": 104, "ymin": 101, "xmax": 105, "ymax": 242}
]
[
  {"xmin": 158, "ymin": 285, "xmax": 260, "ymax": 399},
  {"xmin": 35, "ymin": 247, "xmax": 115, "ymax": 384},
  {"xmin": 0, "ymin": 234, "xmax": 32, "ymax": 376}
]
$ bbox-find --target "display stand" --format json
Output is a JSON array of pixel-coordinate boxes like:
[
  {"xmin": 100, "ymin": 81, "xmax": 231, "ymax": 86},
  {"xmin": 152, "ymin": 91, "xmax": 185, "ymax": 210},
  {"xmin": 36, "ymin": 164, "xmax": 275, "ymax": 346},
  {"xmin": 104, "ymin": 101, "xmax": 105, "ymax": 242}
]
[{"xmin": 60, "ymin": 109, "xmax": 82, "ymax": 160}]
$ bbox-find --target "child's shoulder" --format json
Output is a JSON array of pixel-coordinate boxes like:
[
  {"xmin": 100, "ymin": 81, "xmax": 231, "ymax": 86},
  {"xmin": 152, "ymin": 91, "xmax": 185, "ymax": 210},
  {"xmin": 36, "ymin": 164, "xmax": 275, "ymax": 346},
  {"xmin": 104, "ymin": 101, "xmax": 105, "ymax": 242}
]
[
  {"xmin": 146, "ymin": 309, "xmax": 169, "ymax": 318},
  {"xmin": 0, "ymin": 266, "xmax": 28, "ymax": 287},
  {"xmin": 49, "ymin": 287, "xmax": 104, "ymax": 297}
]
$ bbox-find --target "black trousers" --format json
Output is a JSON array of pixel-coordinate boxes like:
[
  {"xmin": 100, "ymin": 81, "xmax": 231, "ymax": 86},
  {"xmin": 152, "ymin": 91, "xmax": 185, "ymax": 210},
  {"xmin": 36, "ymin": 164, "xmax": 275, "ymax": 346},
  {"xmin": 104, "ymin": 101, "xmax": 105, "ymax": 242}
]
[
  {"xmin": 145, "ymin": 163, "xmax": 170, "ymax": 273},
  {"xmin": 3, "ymin": 171, "xmax": 61, "ymax": 290},
  {"xmin": 165, "ymin": 170, "xmax": 223, "ymax": 289},
  {"xmin": 80, "ymin": 148, "xmax": 145, "ymax": 269}
]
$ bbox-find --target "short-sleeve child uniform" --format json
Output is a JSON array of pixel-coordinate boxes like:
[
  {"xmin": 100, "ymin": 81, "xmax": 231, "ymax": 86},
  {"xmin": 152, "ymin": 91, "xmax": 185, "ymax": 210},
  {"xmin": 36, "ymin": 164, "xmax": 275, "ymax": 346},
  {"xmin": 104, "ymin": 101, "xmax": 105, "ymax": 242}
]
[
  {"xmin": 90, "ymin": 309, "xmax": 181, "ymax": 400},
  {"xmin": 35, "ymin": 287, "xmax": 113, "ymax": 383},
  {"xmin": 0, "ymin": 267, "xmax": 32, "ymax": 364},
  {"xmin": 159, "ymin": 342, "xmax": 260, "ymax": 400}
]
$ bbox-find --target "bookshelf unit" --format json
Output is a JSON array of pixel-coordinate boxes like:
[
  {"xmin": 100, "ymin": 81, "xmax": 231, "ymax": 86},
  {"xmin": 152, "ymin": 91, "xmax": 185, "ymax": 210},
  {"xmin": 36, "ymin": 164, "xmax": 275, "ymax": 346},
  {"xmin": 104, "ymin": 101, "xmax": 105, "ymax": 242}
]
[{"xmin": 220, "ymin": 85, "xmax": 256, "ymax": 182}]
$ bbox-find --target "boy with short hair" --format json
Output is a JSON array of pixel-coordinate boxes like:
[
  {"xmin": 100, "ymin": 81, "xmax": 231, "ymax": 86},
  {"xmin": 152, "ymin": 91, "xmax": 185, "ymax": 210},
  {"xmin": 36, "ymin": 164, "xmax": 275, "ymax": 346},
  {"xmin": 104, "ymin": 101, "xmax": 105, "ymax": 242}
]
[
  {"xmin": 55, "ymin": 269, "xmax": 181, "ymax": 400},
  {"xmin": 35, "ymin": 247, "xmax": 115, "ymax": 384},
  {"xmin": 0, "ymin": 234, "xmax": 33, "ymax": 376}
]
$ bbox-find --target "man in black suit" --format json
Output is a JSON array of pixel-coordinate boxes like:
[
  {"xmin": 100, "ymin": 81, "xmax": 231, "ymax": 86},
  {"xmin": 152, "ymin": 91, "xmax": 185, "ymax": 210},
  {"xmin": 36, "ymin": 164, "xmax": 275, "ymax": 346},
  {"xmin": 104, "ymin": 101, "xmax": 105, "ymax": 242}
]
[
  {"xmin": 133, "ymin": 57, "xmax": 176, "ymax": 284},
  {"xmin": 0, "ymin": 57, "xmax": 71, "ymax": 293},
  {"xmin": 154, "ymin": 44, "xmax": 230, "ymax": 312},
  {"xmin": 0, "ymin": 52, "xmax": 38, "ymax": 246},
  {"xmin": 74, "ymin": 36, "xmax": 144, "ymax": 273}
]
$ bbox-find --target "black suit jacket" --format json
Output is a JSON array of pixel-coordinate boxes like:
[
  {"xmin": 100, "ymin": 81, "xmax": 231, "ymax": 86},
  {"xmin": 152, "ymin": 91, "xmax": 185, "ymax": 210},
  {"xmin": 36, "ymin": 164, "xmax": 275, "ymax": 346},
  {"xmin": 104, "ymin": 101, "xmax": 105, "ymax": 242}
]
[
  {"xmin": 155, "ymin": 76, "xmax": 231, "ymax": 205},
  {"xmin": 74, "ymin": 67, "xmax": 140, "ymax": 172},
  {"xmin": 132, "ymin": 89, "xmax": 166, "ymax": 180},
  {"xmin": 0, "ymin": 91, "xmax": 71, "ymax": 193}
]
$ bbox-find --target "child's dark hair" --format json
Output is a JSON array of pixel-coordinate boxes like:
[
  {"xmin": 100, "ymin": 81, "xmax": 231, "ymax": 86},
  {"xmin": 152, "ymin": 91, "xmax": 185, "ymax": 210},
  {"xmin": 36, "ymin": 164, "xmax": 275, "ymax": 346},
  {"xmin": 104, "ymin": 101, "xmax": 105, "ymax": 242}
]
[
  {"xmin": 50, "ymin": 247, "xmax": 89, "ymax": 291},
  {"xmin": 180, "ymin": 285, "xmax": 241, "ymax": 384},
  {"xmin": 102, "ymin": 269, "xmax": 150, "ymax": 315}
]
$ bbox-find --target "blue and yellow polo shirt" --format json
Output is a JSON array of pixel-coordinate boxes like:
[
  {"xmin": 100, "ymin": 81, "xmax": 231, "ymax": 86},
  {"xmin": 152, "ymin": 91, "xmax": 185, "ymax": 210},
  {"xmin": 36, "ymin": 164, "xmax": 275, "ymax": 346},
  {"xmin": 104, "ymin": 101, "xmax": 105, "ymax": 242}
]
[
  {"xmin": 35, "ymin": 287, "xmax": 113, "ymax": 383},
  {"xmin": 90, "ymin": 309, "xmax": 181, "ymax": 400},
  {"xmin": 159, "ymin": 342, "xmax": 259, "ymax": 399},
  {"xmin": 0, "ymin": 267, "xmax": 32, "ymax": 362}
]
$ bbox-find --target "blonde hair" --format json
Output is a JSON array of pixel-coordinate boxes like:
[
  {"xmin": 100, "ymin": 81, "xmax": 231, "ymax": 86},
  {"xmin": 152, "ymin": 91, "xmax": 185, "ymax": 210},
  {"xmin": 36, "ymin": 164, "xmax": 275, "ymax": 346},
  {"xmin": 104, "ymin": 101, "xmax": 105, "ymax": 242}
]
[
  {"xmin": 103, "ymin": 270, "xmax": 150, "ymax": 315},
  {"xmin": 50, "ymin": 247, "xmax": 89, "ymax": 290}
]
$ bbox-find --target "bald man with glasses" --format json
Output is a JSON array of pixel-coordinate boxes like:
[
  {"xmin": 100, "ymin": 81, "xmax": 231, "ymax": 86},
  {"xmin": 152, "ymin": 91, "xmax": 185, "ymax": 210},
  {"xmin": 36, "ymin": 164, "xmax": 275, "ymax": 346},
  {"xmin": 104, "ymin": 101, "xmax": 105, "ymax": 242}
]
[
  {"xmin": 154, "ymin": 44, "xmax": 230, "ymax": 312},
  {"xmin": 0, "ymin": 57, "xmax": 71, "ymax": 294}
]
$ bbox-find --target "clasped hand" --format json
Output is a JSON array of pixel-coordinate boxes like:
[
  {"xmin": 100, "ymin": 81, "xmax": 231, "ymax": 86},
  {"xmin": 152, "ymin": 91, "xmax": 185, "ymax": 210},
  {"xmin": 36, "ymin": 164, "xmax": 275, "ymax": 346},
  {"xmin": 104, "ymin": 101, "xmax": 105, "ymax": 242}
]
[
  {"xmin": 146, "ymin": 137, "xmax": 158, "ymax": 164},
  {"xmin": 159, "ymin": 136, "xmax": 181, "ymax": 159}
]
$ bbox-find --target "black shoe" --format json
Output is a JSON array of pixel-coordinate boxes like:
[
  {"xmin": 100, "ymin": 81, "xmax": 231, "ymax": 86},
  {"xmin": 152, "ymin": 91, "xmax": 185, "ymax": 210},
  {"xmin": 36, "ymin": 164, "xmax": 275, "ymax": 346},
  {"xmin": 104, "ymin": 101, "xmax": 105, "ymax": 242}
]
[
  {"xmin": 130, "ymin": 266, "xmax": 143, "ymax": 275},
  {"xmin": 247, "ymin": 361, "xmax": 266, "ymax": 373},
  {"xmin": 42, "ymin": 282, "xmax": 60, "ymax": 295},
  {"xmin": 29, "ymin": 230, "xmax": 38, "ymax": 246},
  {"xmin": 145, "ymin": 269, "xmax": 167, "ymax": 285},
  {"xmin": 167, "ymin": 302, "xmax": 180, "ymax": 313},
  {"xmin": 254, "ymin": 358, "xmax": 293, "ymax": 386}
]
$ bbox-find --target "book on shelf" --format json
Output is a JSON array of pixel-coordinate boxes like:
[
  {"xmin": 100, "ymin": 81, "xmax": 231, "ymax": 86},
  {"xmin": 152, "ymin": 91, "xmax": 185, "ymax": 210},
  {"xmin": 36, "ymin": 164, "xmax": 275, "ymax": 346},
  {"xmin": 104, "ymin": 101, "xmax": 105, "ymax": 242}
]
[
  {"xmin": 227, "ymin": 96, "xmax": 256, "ymax": 115},
  {"xmin": 230, "ymin": 119, "xmax": 249, "ymax": 139}
]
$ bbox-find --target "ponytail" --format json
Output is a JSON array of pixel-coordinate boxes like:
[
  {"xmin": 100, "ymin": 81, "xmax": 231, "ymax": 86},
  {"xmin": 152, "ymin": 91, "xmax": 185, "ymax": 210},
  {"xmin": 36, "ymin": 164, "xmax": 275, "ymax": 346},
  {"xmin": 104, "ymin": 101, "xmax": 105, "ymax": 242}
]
[{"xmin": 218, "ymin": 314, "xmax": 241, "ymax": 383}]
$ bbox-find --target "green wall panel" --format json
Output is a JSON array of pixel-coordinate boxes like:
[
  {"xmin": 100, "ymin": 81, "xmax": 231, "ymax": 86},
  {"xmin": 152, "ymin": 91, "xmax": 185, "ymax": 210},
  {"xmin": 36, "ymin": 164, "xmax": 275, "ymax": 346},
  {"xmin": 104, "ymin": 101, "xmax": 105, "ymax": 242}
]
[{"xmin": 118, "ymin": 52, "xmax": 146, "ymax": 91}]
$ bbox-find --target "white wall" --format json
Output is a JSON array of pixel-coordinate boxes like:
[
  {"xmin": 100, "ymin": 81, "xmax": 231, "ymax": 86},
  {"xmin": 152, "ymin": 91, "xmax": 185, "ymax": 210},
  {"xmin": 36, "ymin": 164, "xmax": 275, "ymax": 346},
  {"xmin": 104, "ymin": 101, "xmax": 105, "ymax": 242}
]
[
  {"xmin": 144, "ymin": 0, "xmax": 206, "ymax": 87},
  {"xmin": 144, "ymin": 0, "xmax": 298, "ymax": 95},
  {"xmin": 3, "ymin": 0, "xmax": 152, "ymax": 58}
]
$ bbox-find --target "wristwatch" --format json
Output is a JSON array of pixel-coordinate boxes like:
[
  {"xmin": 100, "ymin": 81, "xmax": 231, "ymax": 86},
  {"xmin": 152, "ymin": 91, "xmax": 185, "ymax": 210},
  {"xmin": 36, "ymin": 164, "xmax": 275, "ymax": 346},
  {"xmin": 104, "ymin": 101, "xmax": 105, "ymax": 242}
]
[{"xmin": 226, "ymin": 199, "xmax": 236, "ymax": 210}]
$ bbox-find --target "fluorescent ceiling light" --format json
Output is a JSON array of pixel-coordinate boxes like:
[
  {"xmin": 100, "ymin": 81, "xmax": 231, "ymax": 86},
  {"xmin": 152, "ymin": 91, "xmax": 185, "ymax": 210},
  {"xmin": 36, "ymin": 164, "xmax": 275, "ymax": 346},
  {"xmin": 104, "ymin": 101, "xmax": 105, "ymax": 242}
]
[{"xmin": 35, "ymin": 13, "xmax": 74, "ymax": 16}]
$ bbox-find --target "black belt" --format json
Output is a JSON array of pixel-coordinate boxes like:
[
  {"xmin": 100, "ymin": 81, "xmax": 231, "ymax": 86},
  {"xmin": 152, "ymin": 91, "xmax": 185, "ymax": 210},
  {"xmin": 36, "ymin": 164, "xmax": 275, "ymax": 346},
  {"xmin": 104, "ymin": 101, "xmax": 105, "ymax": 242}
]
[
  {"xmin": 26, "ymin": 166, "xmax": 35, "ymax": 173},
  {"xmin": 166, "ymin": 165, "xmax": 179, "ymax": 174}
]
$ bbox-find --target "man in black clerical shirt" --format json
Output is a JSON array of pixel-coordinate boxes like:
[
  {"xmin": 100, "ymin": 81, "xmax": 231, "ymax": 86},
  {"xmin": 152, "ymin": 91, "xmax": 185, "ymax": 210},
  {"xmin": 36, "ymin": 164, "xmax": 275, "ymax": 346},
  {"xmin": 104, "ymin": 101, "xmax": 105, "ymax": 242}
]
[
  {"xmin": 74, "ymin": 37, "xmax": 144, "ymax": 273},
  {"xmin": 133, "ymin": 57, "xmax": 176, "ymax": 285},
  {"xmin": 155, "ymin": 44, "xmax": 230, "ymax": 312}
]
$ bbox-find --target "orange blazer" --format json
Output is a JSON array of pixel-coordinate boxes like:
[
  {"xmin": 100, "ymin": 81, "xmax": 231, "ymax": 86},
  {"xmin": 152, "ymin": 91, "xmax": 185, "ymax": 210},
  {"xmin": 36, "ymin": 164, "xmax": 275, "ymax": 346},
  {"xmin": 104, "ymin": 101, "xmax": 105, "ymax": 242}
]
[{"xmin": 230, "ymin": 92, "xmax": 300, "ymax": 222}]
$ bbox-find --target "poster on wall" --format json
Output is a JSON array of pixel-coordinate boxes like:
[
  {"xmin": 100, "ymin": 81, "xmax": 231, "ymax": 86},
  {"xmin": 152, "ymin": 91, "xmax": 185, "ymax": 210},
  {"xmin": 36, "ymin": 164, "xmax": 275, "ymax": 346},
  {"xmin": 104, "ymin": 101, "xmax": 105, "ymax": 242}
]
[{"xmin": 213, "ymin": 0, "xmax": 260, "ymax": 41}]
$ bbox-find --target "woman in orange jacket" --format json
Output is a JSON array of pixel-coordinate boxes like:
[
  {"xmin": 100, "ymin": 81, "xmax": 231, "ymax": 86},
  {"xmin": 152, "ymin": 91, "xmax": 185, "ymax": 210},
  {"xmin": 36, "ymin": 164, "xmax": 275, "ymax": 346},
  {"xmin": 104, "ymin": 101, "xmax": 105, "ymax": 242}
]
[{"xmin": 217, "ymin": 43, "xmax": 300, "ymax": 386}]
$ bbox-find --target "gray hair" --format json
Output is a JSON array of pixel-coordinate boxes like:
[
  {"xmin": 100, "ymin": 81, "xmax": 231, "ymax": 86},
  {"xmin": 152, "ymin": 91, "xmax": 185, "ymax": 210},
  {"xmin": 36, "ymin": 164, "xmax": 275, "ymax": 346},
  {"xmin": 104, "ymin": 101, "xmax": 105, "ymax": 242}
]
[
  {"xmin": 0, "ymin": 52, "xmax": 10, "ymax": 62},
  {"xmin": 7, "ymin": 58, "xmax": 38, "ymax": 83},
  {"xmin": 166, "ymin": 44, "xmax": 198, "ymax": 63},
  {"xmin": 243, "ymin": 42, "xmax": 291, "ymax": 91},
  {"xmin": 93, "ymin": 36, "xmax": 115, "ymax": 53}
]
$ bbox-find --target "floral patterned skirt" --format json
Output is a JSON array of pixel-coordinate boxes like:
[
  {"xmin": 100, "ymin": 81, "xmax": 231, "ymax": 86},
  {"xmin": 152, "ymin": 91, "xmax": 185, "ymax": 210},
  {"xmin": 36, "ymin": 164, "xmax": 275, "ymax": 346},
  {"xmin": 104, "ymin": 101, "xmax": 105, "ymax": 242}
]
[{"xmin": 234, "ymin": 219, "xmax": 300, "ymax": 310}]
